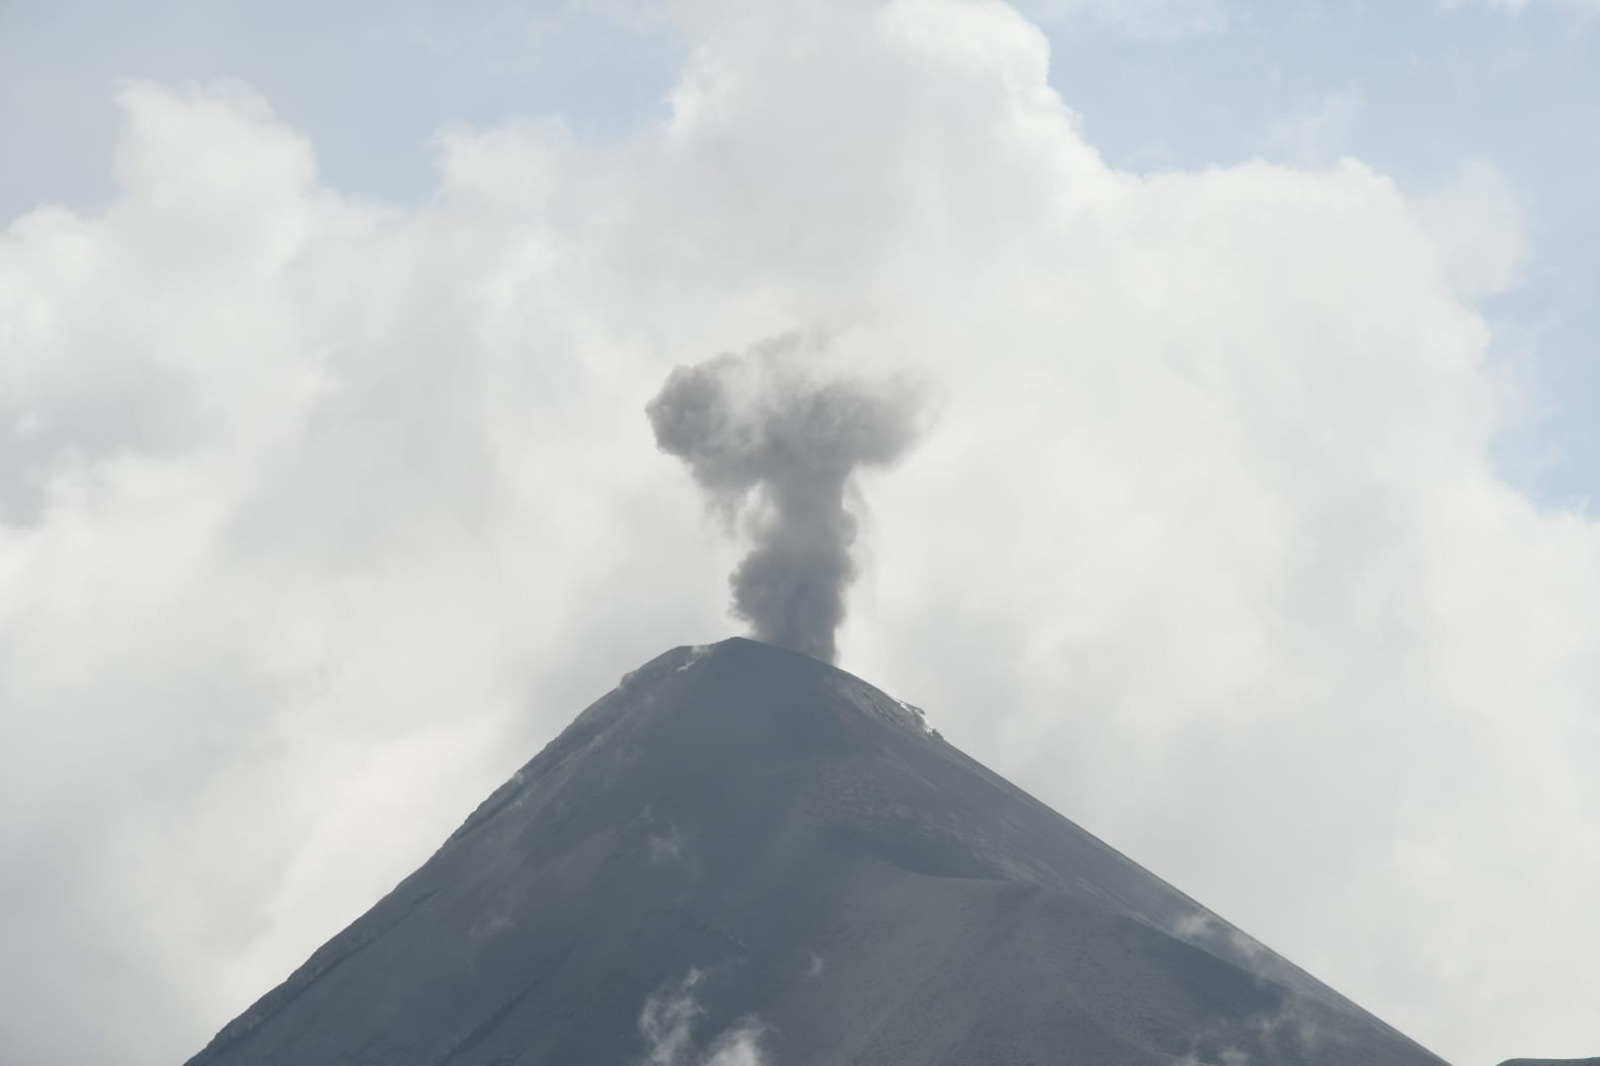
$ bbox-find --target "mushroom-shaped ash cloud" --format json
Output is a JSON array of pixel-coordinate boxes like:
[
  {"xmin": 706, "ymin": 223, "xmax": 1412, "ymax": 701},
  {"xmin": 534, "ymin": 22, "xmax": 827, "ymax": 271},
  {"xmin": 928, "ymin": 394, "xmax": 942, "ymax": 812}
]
[{"xmin": 646, "ymin": 335, "xmax": 927, "ymax": 663}]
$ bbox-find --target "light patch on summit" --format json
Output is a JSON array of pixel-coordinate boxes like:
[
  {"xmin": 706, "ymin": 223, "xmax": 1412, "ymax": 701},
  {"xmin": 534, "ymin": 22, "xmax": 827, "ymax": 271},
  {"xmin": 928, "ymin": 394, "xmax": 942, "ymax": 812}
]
[
  {"xmin": 896, "ymin": 699, "xmax": 939, "ymax": 738},
  {"xmin": 832, "ymin": 674, "xmax": 943, "ymax": 741},
  {"xmin": 676, "ymin": 645, "xmax": 713, "ymax": 673}
]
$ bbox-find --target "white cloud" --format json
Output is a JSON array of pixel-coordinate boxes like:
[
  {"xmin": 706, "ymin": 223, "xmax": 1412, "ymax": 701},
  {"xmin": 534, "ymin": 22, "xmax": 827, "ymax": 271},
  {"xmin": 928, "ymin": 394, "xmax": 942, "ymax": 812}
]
[
  {"xmin": 701, "ymin": 1024, "xmax": 770, "ymax": 1066},
  {"xmin": 638, "ymin": 970, "xmax": 770, "ymax": 1066},
  {"xmin": 1440, "ymin": 0, "xmax": 1600, "ymax": 13},
  {"xmin": 0, "ymin": 2, "xmax": 1592, "ymax": 1065},
  {"xmin": 1437, "ymin": 0, "xmax": 1530, "ymax": 10},
  {"xmin": 1261, "ymin": 90, "xmax": 1361, "ymax": 168},
  {"xmin": 1414, "ymin": 157, "xmax": 1529, "ymax": 300},
  {"xmin": 1019, "ymin": 0, "xmax": 1226, "ymax": 35},
  {"xmin": 639, "ymin": 971, "xmax": 704, "ymax": 1065}
]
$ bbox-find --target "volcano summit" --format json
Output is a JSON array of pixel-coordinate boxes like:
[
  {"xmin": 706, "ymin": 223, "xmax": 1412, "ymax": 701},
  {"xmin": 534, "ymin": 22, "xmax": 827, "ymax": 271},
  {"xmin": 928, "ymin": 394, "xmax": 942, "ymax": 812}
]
[{"xmin": 184, "ymin": 638, "xmax": 1448, "ymax": 1066}]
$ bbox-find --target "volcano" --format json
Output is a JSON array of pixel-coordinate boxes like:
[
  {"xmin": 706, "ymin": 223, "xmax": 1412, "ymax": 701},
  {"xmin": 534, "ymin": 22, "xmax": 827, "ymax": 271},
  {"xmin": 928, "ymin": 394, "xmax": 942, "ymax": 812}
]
[{"xmin": 184, "ymin": 637, "xmax": 1448, "ymax": 1065}]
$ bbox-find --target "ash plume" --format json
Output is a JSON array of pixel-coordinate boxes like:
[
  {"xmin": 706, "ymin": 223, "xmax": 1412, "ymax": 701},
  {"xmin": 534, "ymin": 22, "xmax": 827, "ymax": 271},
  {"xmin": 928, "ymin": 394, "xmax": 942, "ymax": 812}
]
[{"xmin": 646, "ymin": 336, "xmax": 926, "ymax": 663}]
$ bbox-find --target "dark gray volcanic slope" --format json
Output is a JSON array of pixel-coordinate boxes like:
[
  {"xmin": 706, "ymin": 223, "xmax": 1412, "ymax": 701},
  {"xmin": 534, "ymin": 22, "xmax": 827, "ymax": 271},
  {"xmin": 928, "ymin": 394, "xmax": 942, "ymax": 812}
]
[{"xmin": 185, "ymin": 638, "xmax": 1449, "ymax": 1066}]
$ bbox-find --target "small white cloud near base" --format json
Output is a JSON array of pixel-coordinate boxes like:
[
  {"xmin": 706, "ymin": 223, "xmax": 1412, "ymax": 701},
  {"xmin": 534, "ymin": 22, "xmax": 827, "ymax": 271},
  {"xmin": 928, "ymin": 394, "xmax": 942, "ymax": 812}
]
[{"xmin": 638, "ymin": 969, "xmax": 772, "ymax": 1066}]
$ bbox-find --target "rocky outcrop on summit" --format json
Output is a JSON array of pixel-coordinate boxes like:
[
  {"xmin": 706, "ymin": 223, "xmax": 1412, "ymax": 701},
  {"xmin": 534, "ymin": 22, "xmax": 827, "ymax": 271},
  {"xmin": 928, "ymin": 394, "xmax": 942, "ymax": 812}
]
[{"xmin": 185, "ymin": 637, "xmax": 1450, "ymax": 1066}]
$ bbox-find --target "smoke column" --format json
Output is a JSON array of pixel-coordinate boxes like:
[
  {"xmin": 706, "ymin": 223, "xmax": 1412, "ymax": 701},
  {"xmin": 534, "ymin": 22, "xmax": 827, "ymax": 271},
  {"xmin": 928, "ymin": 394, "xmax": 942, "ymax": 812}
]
[{"xmin": 646, "ymin": 337, "xmax": 925, "ymax": 663}]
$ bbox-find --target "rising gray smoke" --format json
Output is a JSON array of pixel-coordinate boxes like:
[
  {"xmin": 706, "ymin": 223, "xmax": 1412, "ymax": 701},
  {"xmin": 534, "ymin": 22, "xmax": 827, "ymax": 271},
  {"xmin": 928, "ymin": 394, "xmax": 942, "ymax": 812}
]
[{"xmin": 646, "ymin": 337, "xmax": 925, "ymax": 663}]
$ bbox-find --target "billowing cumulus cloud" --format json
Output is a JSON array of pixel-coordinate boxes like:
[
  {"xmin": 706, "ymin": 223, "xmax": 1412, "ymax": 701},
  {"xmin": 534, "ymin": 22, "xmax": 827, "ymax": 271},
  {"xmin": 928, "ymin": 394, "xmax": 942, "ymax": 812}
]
[
  {"xmin": 0, "ymin": 2, "xmax": 1596, "ymax": 1065},
  {"xmin": 647, "ymin": 337, "xmax": 926, "ymax": 663}
]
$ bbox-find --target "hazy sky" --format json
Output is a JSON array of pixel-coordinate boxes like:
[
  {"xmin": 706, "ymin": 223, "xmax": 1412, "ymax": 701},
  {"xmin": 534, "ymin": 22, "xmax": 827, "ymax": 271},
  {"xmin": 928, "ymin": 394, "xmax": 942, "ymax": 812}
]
[{"xmin": 1, "ymin": 2, "xmax": 1597, "ymax": 1064}]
